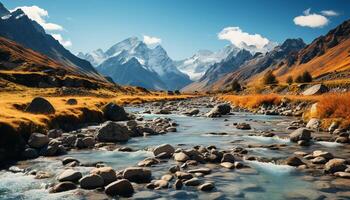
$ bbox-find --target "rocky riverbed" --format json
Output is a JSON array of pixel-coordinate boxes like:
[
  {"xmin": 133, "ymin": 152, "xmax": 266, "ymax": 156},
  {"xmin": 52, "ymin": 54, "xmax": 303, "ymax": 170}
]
[{"xmin": 1, "ymin": 97, "xmax": 350, "ymax": 200}]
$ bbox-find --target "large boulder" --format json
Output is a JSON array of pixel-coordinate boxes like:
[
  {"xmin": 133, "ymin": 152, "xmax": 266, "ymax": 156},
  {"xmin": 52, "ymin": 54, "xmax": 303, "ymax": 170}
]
[
  {"xmin": 302, "ymin": 84, "xmax": 329, "ymax": 96},
  {"xmin": 289, "ymin": 128, "xmax": 311, "ymax": 143},
  {"xmin": 97, "ymin": 121, "xmax": 130, "ymax": 142},
  {"xmin": 153, "ymin": 144, "xmax": 175, "ymax": 157},
  {"xmin": 105, "ymin": 179, "xmax": 134, "ymax": 197},
  {"xmin": 79, "ymin": 174, "xmax": 104, "ymax": 189},
  {"xmin": 122, "ymin": 167, "xmax": 152, "ymax": 183},
  {"xmin": 174, "ymin": 152, "xmax": 190, "ymax": 162},
  {"xmin": 324, "ymin": 158, "xmax": 347, "ymax": 173},
  {"xmin": 206, "ymin": 103, "xmax": 231, "ymax": 117},
  {"xmin": 25, "ymin": 97, "xmax": 55, "ymax": 114},
  {"xmin": 58, "ymin": 169, "xmax": 82, "ymax": 182},
  {"xmin": 306, "ymin": 118, "xmax": 321, "ymax": 129},
  {"xmin": 28, "ymin": 133, "xmax": 49, "ymax": 148},
  {"xmin": 102, "ymin": 102, "xmax": 128, "ymax": 121},
  {"xmin": 91, "ymin": 167, "xmax": 117, "ymax": 185}
]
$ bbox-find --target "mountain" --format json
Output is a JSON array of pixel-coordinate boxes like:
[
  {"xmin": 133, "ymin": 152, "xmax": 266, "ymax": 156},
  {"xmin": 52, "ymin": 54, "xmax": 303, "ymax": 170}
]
[
  {"xmin": 211, "ymin": 38, "xmax": 306, "ymax": 91},
  {"xmin": 183, "ymin": 49, "xmax": 253, "ymax": 91},
  {"xmin": 81, "ymin": 37, "xmax": 192, "ymax": 90},
  {"xmin": 0, "ymin": 36, "xmax": 110, "ymax": 89},
  {"xmin": 0, "ymin": 3, "xmax": 103, "ymax": 81}
]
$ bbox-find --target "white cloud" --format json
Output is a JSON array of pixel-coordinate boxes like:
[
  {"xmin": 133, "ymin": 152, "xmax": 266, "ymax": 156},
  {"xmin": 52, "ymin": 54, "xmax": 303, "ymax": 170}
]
[
  {"xmin": 321, "ymin": 10, "xmax": 339, "ymax": 16},
  {"xmin": 293, "ymin": 9, "xmax": 329, "ymax": 28},
  {"xmin": 143, "ymin": 35, "xmax": 162, "ymax": 45},
  {"xmin": 11, "ymin": 5, "xmax": 63, "ymax": 31},
  {"xmin": 51, "ymin": 34, "xmax": 72, "ymax": 47},
  {"xmin": 217, "ymin": 27, "xmax": 271, "ymax": 51}
]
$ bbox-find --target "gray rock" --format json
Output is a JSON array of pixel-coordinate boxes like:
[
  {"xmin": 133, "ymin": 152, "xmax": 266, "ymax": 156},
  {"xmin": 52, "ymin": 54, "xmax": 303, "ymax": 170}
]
[
  {"xmin": 302, "ymin": 84, "xmax": 329, "ymax": 96},
  {"xmin": 25, "ymin": 97, "xmax": 55, "ymax": 114},
  {"xmin": 184, "ymin": 177, "xmax": 201, "ymax": 186},
  {"xmin": 22, "ymin": 148, "xmax": 38, "ymax": 159},
  {"xmin": 174, "ymin": 152, "xmax": 190, "ymax": 162},
  {"xmin": 97, "ymin": 121, "xmax": 130, "ymax": 142},
  {"xmin": 289, "ymin": 128, "xmax": 311, "ymax": 143},
  {"xmin": 105, "ymin": 179, "xmax": 134, "ymax": 197},
  {"xmin": 122, "ymin": 167, "xmax": 152, "ymax": 183},
  {"xmin": 58, "ymin": 169, "xmax": 82, "ymax": 182},
  {"xmin": 102, "ymin": 102, "xmax": 128, "ymax": 121},
  {"xmin": 91, "ymin": 167, "xmax": 117, "ymax": 185},
  {"xmin": 28, "ymin": 133, "xmax": 49, "ymax": 148},
  {"xmin": 79, "ymin": 174, "xmax": 104, "ymax": 189},
  {"xmin": 198, "ymin": 182, "xmax": 215, "ymax": 191},
  {"xmin": 62, "ymin": 157, "xmax": 79, "ymax": 165},
  {"xmin": 221, "ymin": 153, "xmax": 235, "ymax": 163},
  {"xmin": 49, "ymin": 182, "xmax": 77, "ymax": 193},
  {"xmin": 220, "ymin": 162, "xmax": 235, "ymax": 169},
  {"xmin": 306, "ymin": 118, "xmax": 320, "ymax": 129},
  {"xmin": 153, "ymin": 144, "xmax": 175, "ymax": 157}
]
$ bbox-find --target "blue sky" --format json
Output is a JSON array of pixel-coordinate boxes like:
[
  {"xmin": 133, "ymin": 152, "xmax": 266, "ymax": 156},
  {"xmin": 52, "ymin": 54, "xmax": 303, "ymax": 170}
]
[{"xmin": 2, "ymin": 0, "xmax": 349, "ymax": 60}]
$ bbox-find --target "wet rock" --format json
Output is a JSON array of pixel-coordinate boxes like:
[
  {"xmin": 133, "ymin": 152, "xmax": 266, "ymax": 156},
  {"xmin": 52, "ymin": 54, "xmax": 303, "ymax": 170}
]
[
  {"xmin": 123, "ymin": 167, "xmax": 152, "ymax": 183},
  {"xmin": 169, "ymin": 165, "xmax": 180, "ymax": 173},
  {"xmin": 49, "ymin": 182, "xmax": 77, "ymax": 193},
  {"xmin": 97, "ymin": 121, "xmax": 130, "ymax": 142},
  {"xmin": 306, "ymin": 118, "xmax": 320, "ymax": 129},
  {"xmin": 102, "ymin": 102, "xmax": 128, "ymax": 121},
  {"xmin": 47, "ymin": 129, "xmax": 63, "ymax": 138},
  {"xmin": 324, "ymin": 159, "xmax": 347, "ymax": 173},
  {"xmin": 289, "ymin": 128, "xmax": 311, "ymax": 143},
  {"xmin": 302, "ymin": 84, "xmax": 329, "ymax": 96},
  {"xmin": 166, "ymin": 127, "xmax": 177, "ymax": 132},
  {"xmin": 184, "ymin": 177, "xmax": 201, "ymax": 186},
  {"xmin": 314, "ymin": 181, "xmax": 333, "ymax": 192},
  {"xmin": 91, "ymin": 167, "xmax": 117, "ymax": 185},
  {"xmin": 174, "ymin": 152, "xmax": 190, "ymax": 162},
  {"xmin": 28, "ymin": 133, "xmax": 49, "ymax": 148},
  {"xmin": 221, "ymin": 153, "xmax": 235, "ymax": 163},
  {"xmin": 153, "ymin": 144, "xmax": 175, "ymax": 158},
  {"xmin": 161, "ymin": 174, "xmax": 173, "ymax": 181},
  {"xmin": 198, "ymin": 182, "xmax": 215, "ymax": 191},
  {"xmin": 25, "ymin": 97, "xmax": 55, "ymax": 114},
  {"xmin": 154, "ymin": 109, "xmax": 171, "ymax": 114},
  {"xmin": 79, "ymin": 174, "xmax": 104, "ymax": 189},
  {"xmin": 82, "ymin": 137, "xmax": 95, "ymax": 148},
  {"xmin": 236, "ymin": 123, "xmax": 251, "ymax": 130},
  {"xmin": 174, "ymin": 179, "xmax": 183, "ymax": 190},
  {"xmin": 105, "ymin": 179, "xmax": 134, "ymax": 197},
  {"xmin": 138, "ymin": 157, "xmax": 160, "ymax": 167},
  {"xmin": 187, "ymin": 168, "xmax": 211, "ymax": 175},
  {"xmin": 335, "ymin": 137, "xmax": 349, "ymax": 143},
  {"xmin": 334, "ymin": 172, "xmax": 350, "ymax": 179},
  {"xmin": 175, "ymin": 171, "xmax": 193, "ymax": 180},
  {"xmin": 206, "ymin": 103, "xmax": 231, "ymax": 117},
  {"xmin": 220, "ymin": 162, "xmax": 235, "ymax": 169},
  {"xmin": 62, "ymin": 157, "xmax": 79, "ymax": 165},
  {"xmin": 297, "ymin": 140, "xmax": 310, "ymax": 146},
  {"xmin": 35, "ymin": 171, "xmax": 52, "ymax": 179},
  {"xmin": 22, "ymin": 148, "xmax": 38, "ymax": 159},
  {"xmin": 311, "ymin": 157, "xmax": 327, "ymax": 164},
  {"xmin": 184, "ymin": 108, "xmax": 200, "ymax": 116},
  {"xmin": 154, "ymin": 179, "xmax": 169, "ymax": 189},
  {"xmin": 328, "ymin": 122, "xmax": 339, "ymax": 133},
  {"xmin": 286, "ymin": 156, "xmax": 304, "ymax": 166},
  {"xmin": 58, "ymin": 169, "xmax": 82, "ymax": 182},
  {"xmin": 313, "ymin": 150, "xmax": 333, "ymax": 160}
]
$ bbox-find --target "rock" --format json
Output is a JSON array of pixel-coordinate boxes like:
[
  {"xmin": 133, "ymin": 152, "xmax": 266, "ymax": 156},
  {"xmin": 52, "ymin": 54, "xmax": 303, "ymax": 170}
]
[
  {"xmin": 47, "ymin": 129, "xmax": 63, "ymax": 138},
  {"xmin": 138, "ymin": 157, "xmax": 160, "ymax": 167},
  {"xmin": 185, "ymin": 109, "xmax": 200, "ymax": 116},
  {"xmin": 105, "ymin": 179, "xmax": 134, "ymax": 197},
  {"xmin": 286, "ymin": 156, "xmax": 304, "ymax": 166},
  {"xmin": 122, "ymin": 167, "xmax": 152, "ymax": 183},
  {"xmin": 153, "ymin": 144, "xmax": 175, "ymax": 157},
  {"xmin": 82, "ymin": 137, "xmax": 95, "ymax": 148},
  {"xmin": 297, "ymin": 140, "xmax": 310, "ymax": 146},
  {"xmin": 221, "ymin": 153, "xmax": 235, "ymax": 163},
  {"xmin": 25, "ymin": 97, "xmax": 55, "ymax": 114},
  {"xmin": 49, "ymin": 182, "xmax": 77, "ymax": 193},
  {"xmin": 334, "ymin": 172, "xmax": 350, "ymax": 179},
  {"xmin": 174, "ymin": 179, "xmax": 183, "ymax": 190},
  {"xmin": 328, "ymin": 122, "xmax": 339, "ymax": 132},
  {"xmin": 35, "ymin": 171, "xmax": 52, "ymax": 179},
  {"xmin": 306, "ymin": 118, "xmax": 320, "ymax": 129},
  {"xmin": 62, "ymin": 157, "xmax": 79, "ymax": 165},
  {"xmin": 236, "ymin": 123, "xmax": 251, "ymax": 130},
  {"xmin": 174, "ymin": 152, "xmax": 190, "ymax": 162},
  {"xmin": 91, "ymin": 167, "xmax": 117, "ymax": 185},
  {"xmin": 324, "ymin": 158, "xmax": 347, "ymax": 173},
  {"xmin": 198, "ymin": 182, "xmax": 215, "ymax": 191},
  {"xmin": 66, "ymin": 98, "xmax": 78, "ymax": 105},
  {"xmin": 169, "ymin": 165, "xmax": 180, "ymax": 173},
  {"xmin": 311, "ymin": 157, "xmax": 327, "ymax": 164},
  {"xmin": 187, "ymin": 168, "xmax": 211, "ymax": 175},
  {"xmin": 184, "ymin": 177, "xmax": 201, "ymax": 186},
  {"xmin": 302, "ymin": 84, "xmax": 329, "ymax": 96},
  {"xmin": 102, "ymin": 102, "xmax": 128, "ymax": 121},
  {"xmin": 79, "ymin": 174, "xmax": 104, "ymax": 189},
  {"xmin": 97, "ymin": 121, "xmax": 130, "ymax": 142},
  {"xmin": 336, "ymin": 137, "xmax": 349, "ymax": 143},
  {"xmin": 154, "ymin": 179, "xmax": 169, "ymax": 189},
  {"xmin": 313, "ymin": 150, "xmax": 333, "ymax": 160},
  {"xmin": 166, "ymin": 127, "xmax": 177, "ymax": 132},
  {"xmin": 206, "ymin": 103, "xmax": 231, "ymax": 117},
  {"xmin": 58, "ymin": 169, "xmax": 82, "ymax": 182},
  {"xmin": 220, "ymin": 162, "xmax": 235, "ymax": 169},
  {"xmin": 175, "ymin": 171, "xmax": 193, "ymax": 180},
  {"xmin": 133, "ymin": 191, "xmax": 161, "ymax": 200},
  {"xmin": 28, "ymin": 133, "xmax": 49, "ymax": 148},
  {"xmin": 289, "ymin": 128, "xmax": 311, "ymax": 143},
  {"xmin": 161, "ymin": 174, "xmax": 173, "ymax": 181},
  {"xmin": 22, "ymin": 148, "xmax": 38, "ymax": 159}
]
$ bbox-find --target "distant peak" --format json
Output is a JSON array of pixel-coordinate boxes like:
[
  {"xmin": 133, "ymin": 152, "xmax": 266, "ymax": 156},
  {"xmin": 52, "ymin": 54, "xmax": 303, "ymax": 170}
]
[{"xmin": 0, "ymin": 2, "xmax": 10, "ymax": 17}]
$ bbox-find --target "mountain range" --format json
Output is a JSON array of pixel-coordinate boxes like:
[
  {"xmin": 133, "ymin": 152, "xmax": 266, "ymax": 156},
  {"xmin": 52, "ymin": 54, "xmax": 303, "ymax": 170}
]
[{"xmin": 78, "ymin": 37, "xmax": 192, "ymax": 90}]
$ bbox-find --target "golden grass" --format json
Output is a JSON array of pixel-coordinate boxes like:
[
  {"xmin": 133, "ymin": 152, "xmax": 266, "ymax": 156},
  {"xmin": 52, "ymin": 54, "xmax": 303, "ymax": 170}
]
[
  {"xmin": 0, "ymin": 87, "xmax": 196, "ymax": 132},
  {"xmin": 219, "ymin": 92, "xmax": 350, "ymax": 128}
]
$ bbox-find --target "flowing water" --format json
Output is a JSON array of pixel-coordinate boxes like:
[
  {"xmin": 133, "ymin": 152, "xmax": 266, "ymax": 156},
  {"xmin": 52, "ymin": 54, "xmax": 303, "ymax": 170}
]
[{"xmin": 0, "ymin": 106, "xmax": 347, "ymax": 199}]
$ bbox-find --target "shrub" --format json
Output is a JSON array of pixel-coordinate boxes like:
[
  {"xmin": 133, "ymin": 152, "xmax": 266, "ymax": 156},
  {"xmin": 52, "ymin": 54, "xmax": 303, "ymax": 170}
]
[
  {"xmin": 287, "ymin": 76, "xmax": 293, "ymax": 85},
  {"xmin": 231, "ymin": 80, "xmax": 241, "ymax": 92},
  {"xmin": 262, "ymin": 71, "xmax": 278, "ymax": 85},
  {"xmin": 295, "ymin": 71, "xmax": 312, "ymax": 83}
]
